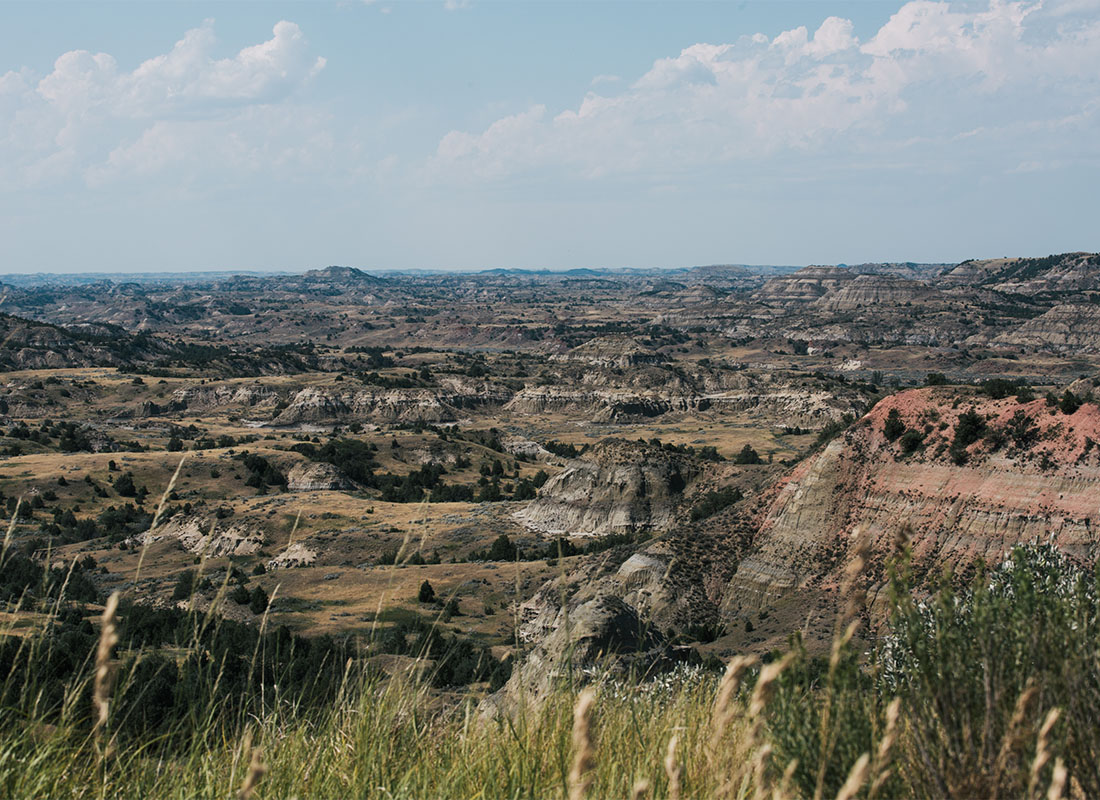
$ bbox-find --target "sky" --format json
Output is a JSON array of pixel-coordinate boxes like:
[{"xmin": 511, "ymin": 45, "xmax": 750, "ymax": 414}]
[{"xmin": 0, "ymin": 0, "xmax": 1098, "ymax": 274}]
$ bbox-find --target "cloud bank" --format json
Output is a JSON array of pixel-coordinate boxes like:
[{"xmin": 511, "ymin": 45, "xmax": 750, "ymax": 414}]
[
  {"xmin": 0, "ymin": 20, "xmax": 326, "ymax": 188},
  {"xmin": 434, "ymin": 0, "xmax": 1100, "ymax": 180}
]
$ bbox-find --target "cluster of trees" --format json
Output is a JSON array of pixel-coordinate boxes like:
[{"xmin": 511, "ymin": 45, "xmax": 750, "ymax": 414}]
[
  {"xmin": 464, "ymin": 532, "xmax": 639, "ymax": 563},
  {"xmin": 884, "ymin": 389, "xmax": 1082, "ymax": 465},
  {"xmin": 638, "ymin": 437, "xmax": 726, "ymax": 463},
  {"xmin": 235, "ymin": 452, "xmax": 287, "ymax": 491},
  {"xmin": 37, "ymin": 502, "xmax": 153, "ymax": 545},
  {"xmin": 293, "ymin": 435, "xmax": 542, "ymax": 504},
  {"xmin": 375, "ymin": 610, "xmax": 512, "ymax": 690},
  {"xmin": 690, "ymin": 486, "xmax": 744, "ymax": 521}
]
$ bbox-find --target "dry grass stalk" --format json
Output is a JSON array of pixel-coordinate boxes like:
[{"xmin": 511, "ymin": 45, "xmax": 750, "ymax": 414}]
[
  {"xmin": 1028, "ymin": 708, "xmax": 1061, "ymax": 799},
  {"xmin": 750, "ymin": 653, "xmax": 795, "ymax": 721},
  {"xmin": 92, "ymin": 591, "xmax": 120, "ymax": 741},
  {"xmin": 834, "ymin": 753, "xmax": 870, "ymax": 800},
  {"xmin": 773, "ymin": 759, "xmax": 799, "ymax": 800},
  {"xmin": 839, "ymin": 530, "xmax": 871, "ymax": 628},
  {"xmin": 664, "ymin": 733, "xmax": 682, "ymax": 800},
  {"xmin": 239, "ymin": 745, "xmax": 266, "ymax": 800},
  {"xmin": 710, "ymin": 654, "xmax": 760, "ymax": 752},
  {"xmin": 630, "ymin": 778, "xmax": 650, "ymax": 800},
  {"xmin": 893, "ymin": 522, "xmax": 912, "ymax": 557},
  {"xmin": 813, "ymin": 531, "xmax": 871, "ymax": 800},
  {"xmin": 869, "ymin": 697, "xmax": 901, "ymax": 798},
  {"xmin": 567, "ymin": 688, "xmax": 596, "ymax": 800},
  {"xmin": 1046, "ymin": 757, "xmax": 1067, "ymax": 800},
  {"xmin": 992, "ymin": 682, "xmax": 1039, "ymax": 793},
  {"xmin": 751, "ymin": 743, "xmax": 774, "ymax": 800},
  {"xmin": 133, "ymin": 457, "xmax": 186, "ymax": 585},
  {"xmin": 0, "ymin": 498, "xmax": 20, "ymax": 566},
  {"xmin": 727, "ymin": 653, "xmax": 794, "ymax": 800}
]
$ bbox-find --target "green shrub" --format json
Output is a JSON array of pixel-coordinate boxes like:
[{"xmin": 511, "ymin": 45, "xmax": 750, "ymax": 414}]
[{"xmin": 883, "ymin": 409, "xmax": 905, "ymax": 442}]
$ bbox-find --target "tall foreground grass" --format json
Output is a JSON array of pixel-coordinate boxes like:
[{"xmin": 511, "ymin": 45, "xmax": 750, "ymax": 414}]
[
  {"xmin": 0, "ymin": 660, "xmax": 743, "ymax": 799},
  {"xmin": 1, "ymin": 539, "xmax": 1097, "ymax": 798}
]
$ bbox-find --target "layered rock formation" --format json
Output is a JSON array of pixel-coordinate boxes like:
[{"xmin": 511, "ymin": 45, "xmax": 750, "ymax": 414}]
[
  {"xmin": 755, "ymin": 266, "xmax": 855, "ymax": 303},
  {"xmin": 515, "ymin": 439, "xmax": 697, "ymax": 536},
  {"xmin": 171, "ymin": 384, "xmax": 280, "ymax": 411},
  {"xmin": 554, "ymin": 336, "xmax": 666, "ymax": 369},
  {"xmin": 811, "ymin": 275, "xmax": 938, "ymax": 312},
  {"xmin": 497, "ymin": 387, "xmax": 1100, "ymax": 712},
  {"xmin": 132, "ymin": 514, "xmax": 265, "ymax": 557},
  {"xmin": 941, "ymin": 252, "xmax": 1100, "ymax": 294},
  {"xmin": 505, "ymin": 369, "xmax": 859, "ymax": 426},
  {"xmin": 272, "ymin": 377, "xmax": 511, "ymax": 425},
  {"xmin": 723, "ymin": 388, "xmax": 1100, "ymax": 618}
]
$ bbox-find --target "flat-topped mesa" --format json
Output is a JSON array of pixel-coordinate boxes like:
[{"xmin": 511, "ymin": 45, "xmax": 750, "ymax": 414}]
[
  {"xmin": 755, "ymin": 265, "xmax": 856, "ymax": 303},
  {"xmin": 723, "ymin": 386, "xmax": 1100, "ymax": 618},
  {"xmin": 515, "ymin": 438, "xmax": 698, "ymax": 537},
  {"xmin": 811, "ymin": 274, "xmax": 939, "ymax": 312}
]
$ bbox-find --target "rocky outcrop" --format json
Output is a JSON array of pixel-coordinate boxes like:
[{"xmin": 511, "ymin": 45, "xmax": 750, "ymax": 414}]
[
  {"xmin": 486, "ymin": 586, "xmax": 676, "ymax": 713},
  {"xmin": 515, "ymin": 439, "xmax": 697, "ymax": 536},
  {"xmin": 286, "ymin": 461, "xmax": 356, "ymax": 491},
  {"xmin": 505, "ymin": 383, "xmax": 858, "ymax": 427},
  {"xmin": 171, "ymin": 384, "xmax": 281, "ymax": 411},
  {"xmin": 267, "ymin": 542, "xmax": 317, "ymax": 569},
  {"xmin": 273, "ymin": 387, "xmax": 352, "ymax": 424},
  {"xmin": 132, "ymin": 514, "xmax": 265, "ymax": 557},
  {"xmin": 0, "ymin": 313, "xmax": 163, "ymax": 371}
]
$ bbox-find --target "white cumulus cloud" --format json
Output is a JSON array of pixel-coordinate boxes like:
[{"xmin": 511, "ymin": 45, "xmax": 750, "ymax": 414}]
[
  {"xmin": 432, "ymin": 0, "xmax": 1100, "ymax": 181},
  {"xmin": 0, "ymin": 20, "xmax": 326, "ymax": 189}
]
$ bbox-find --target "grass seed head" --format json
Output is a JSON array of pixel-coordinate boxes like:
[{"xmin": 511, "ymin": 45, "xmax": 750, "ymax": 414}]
[
  {"xmin": 92, "ymin": 591, "xmax": 120, "ymax": 737},
  {"xmin": 568, "ymin": 688, "xmax": 596, "ymax": 800},
  {"xmin": 664, "ymin": 733, "xmax": 682, "ymax": 800},
  {"xmin": 834, "ymin": 753, "xmax": 870, "ymax": 800},
  {"xmin": 239, "ymin": 745, "xmax": 266, "ymax": 800}
]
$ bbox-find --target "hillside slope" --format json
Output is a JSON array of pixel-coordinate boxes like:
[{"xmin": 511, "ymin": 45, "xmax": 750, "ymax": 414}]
[{"xmin": 725, "ymin": 387, "xmax": 1100, "ymax": 618}]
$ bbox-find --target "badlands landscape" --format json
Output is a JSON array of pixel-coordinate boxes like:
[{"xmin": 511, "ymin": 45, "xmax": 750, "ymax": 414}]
[{"xmin": 5, "ymin": 253, "xmax": 1100, "ymax": 796}]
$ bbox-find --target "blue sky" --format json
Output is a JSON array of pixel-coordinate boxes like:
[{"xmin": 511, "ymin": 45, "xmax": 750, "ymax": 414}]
[{"xmin": 1, "ymin": 0, "xmax": 1097, "ymax": 273}]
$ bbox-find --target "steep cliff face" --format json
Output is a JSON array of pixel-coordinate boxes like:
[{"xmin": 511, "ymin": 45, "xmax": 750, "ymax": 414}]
[
  {"xmin": 723, "ymin": 388, "xmax": 1100, "ymax": 618},
  {"xmin": 495, "ymin": 387, "xmax": 1100, "ymax": 710},
  {"xmin": 515, "ymin": 439, "xmax": 698, "ymax": 536}
]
